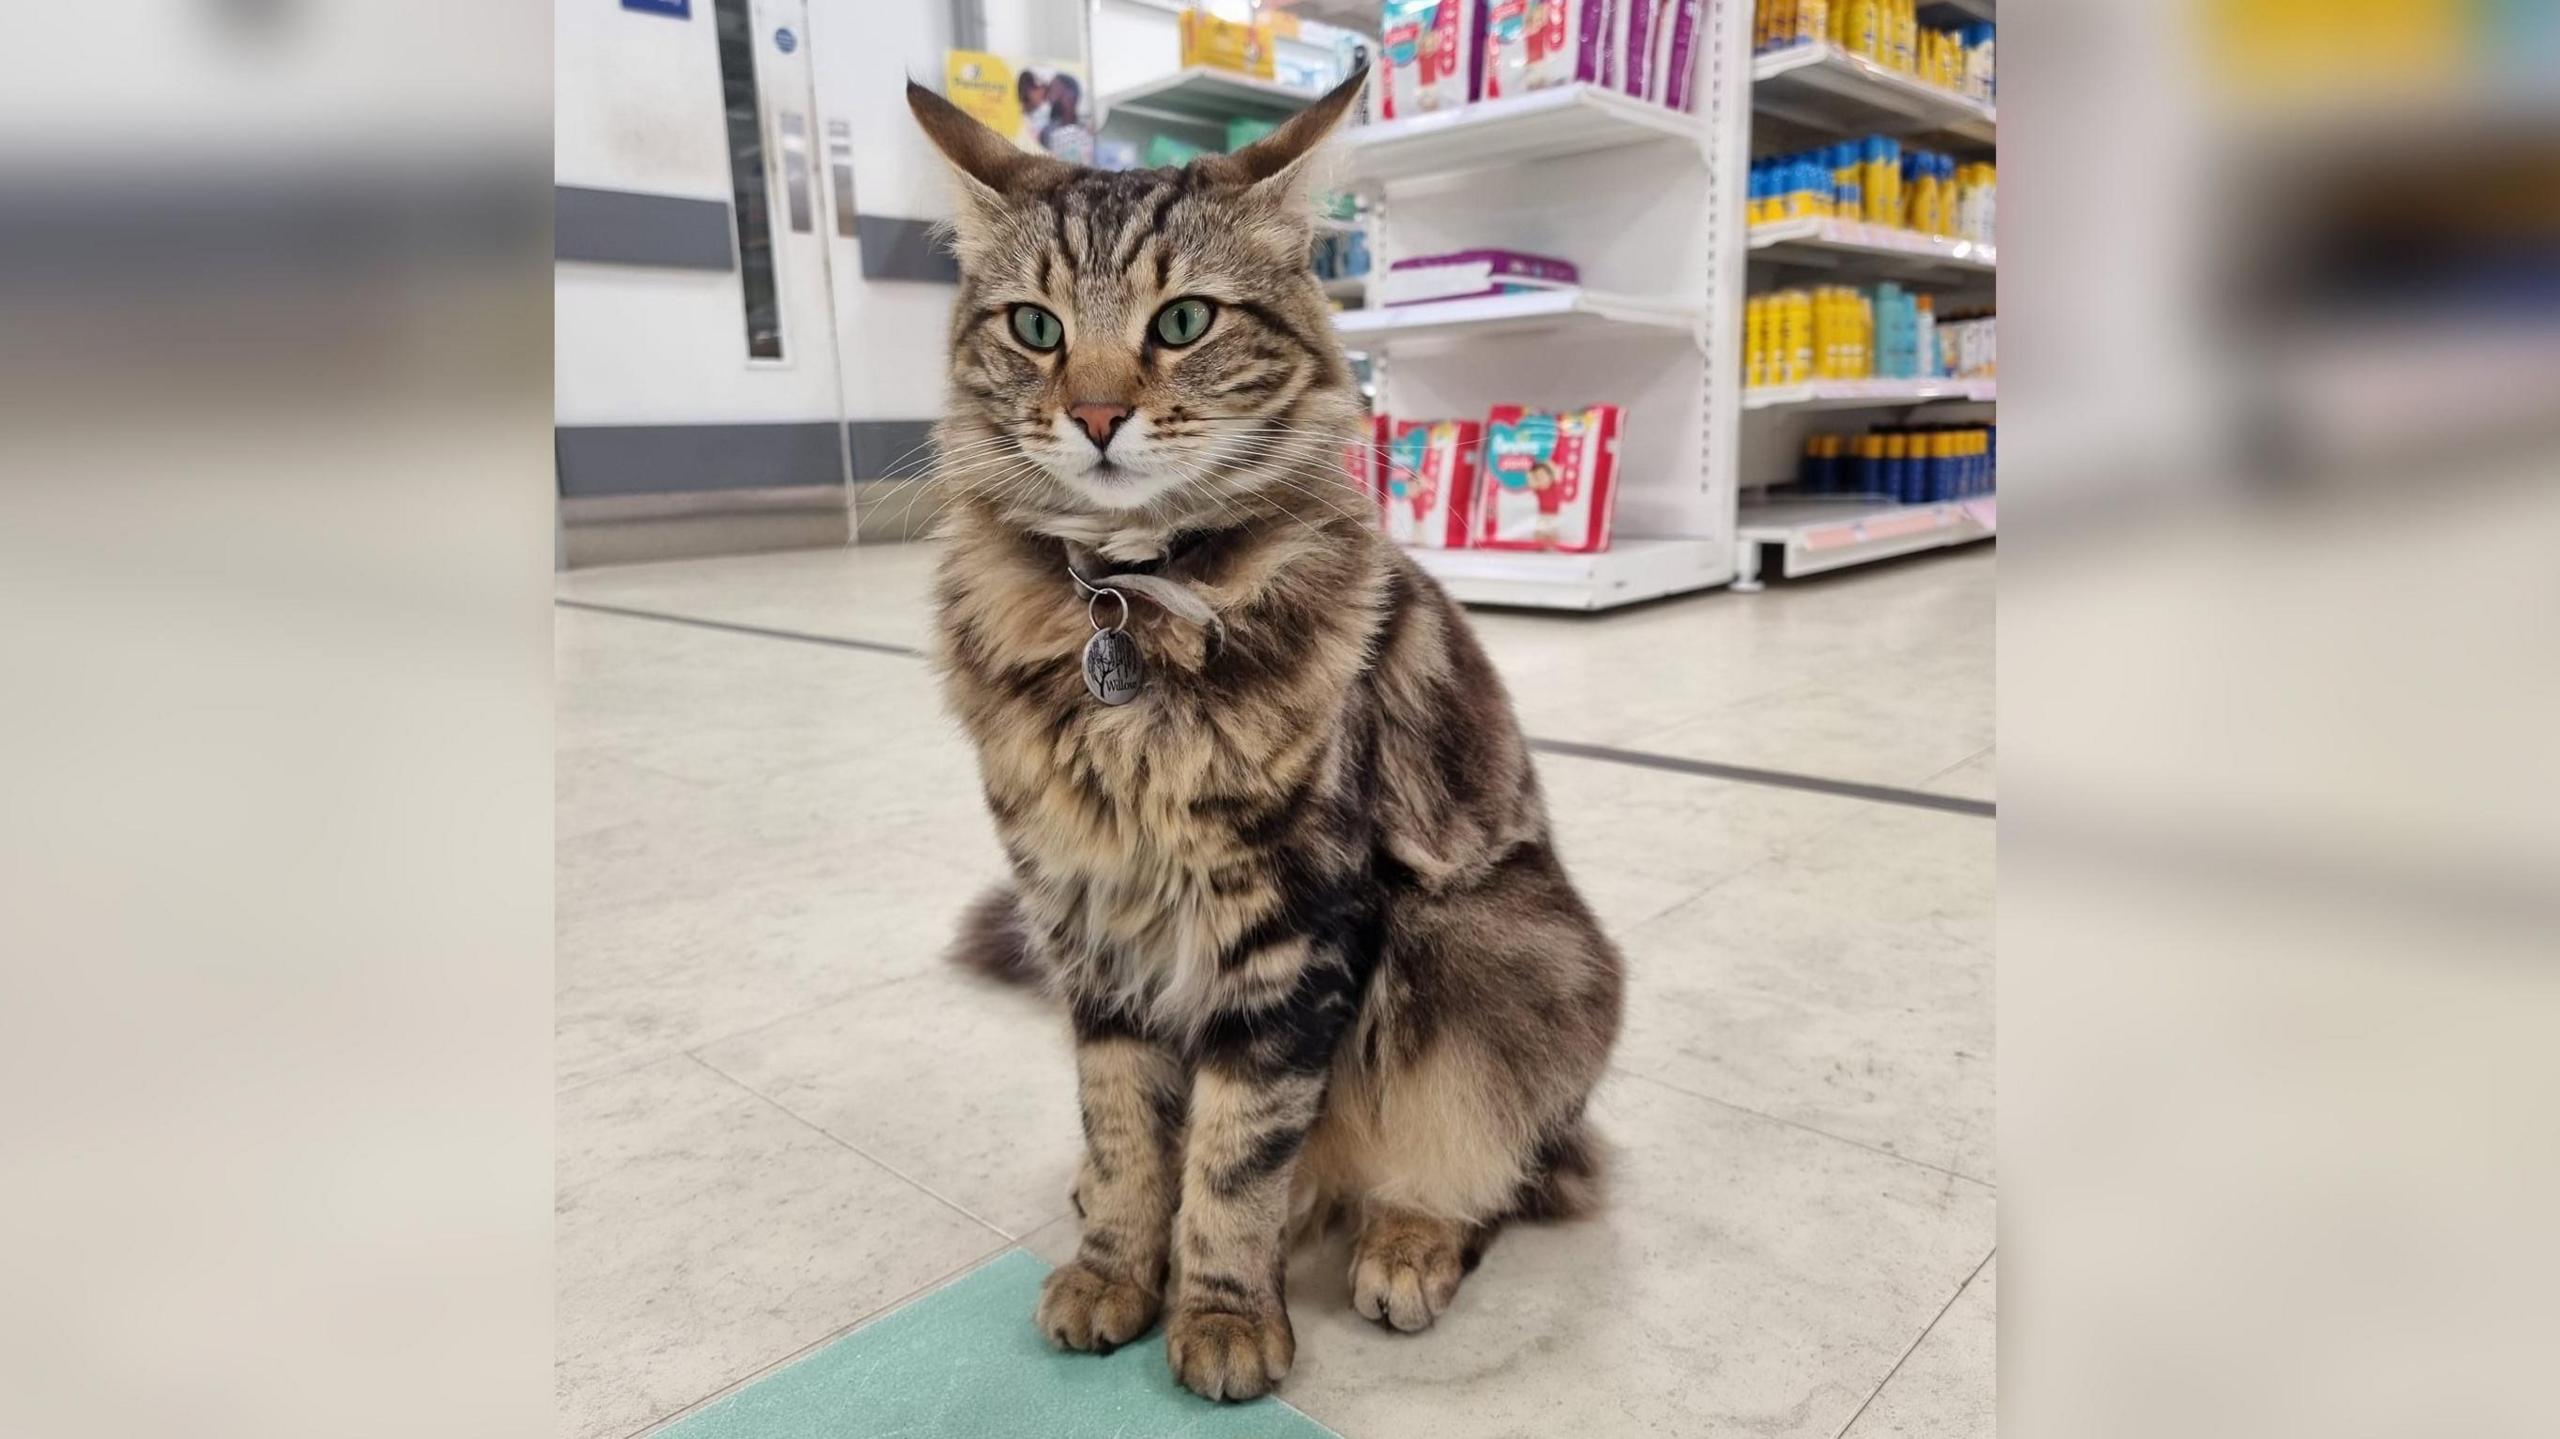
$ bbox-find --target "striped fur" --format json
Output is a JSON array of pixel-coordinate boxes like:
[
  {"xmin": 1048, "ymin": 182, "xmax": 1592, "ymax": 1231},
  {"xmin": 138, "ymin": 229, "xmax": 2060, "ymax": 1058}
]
[{"xmin": 911, "ymin": 69, "xmax": 1623, "ymax": 1401}]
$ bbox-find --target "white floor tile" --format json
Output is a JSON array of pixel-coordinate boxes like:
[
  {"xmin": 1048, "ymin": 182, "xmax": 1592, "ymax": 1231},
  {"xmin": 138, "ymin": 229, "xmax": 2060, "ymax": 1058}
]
[
  {"xmin": 695, "ymin": 966, "xmax": 1085, "ymax": 1239},
  {"xmin": 1029, "ymin": 1073, "xmax": 1996, "ymax": 1439},
  {"xmin": 557, "ymin": 542, "xmax": 943, "ymax": 653},
  {"xmin": 1610, "ymin": 806, "xmax": 1996, "ymax": 1181},
  {"xmin": 1927, "ymin": 748, "xmax": 1998, "ymax": 802},
  {"xmin": 1539, "ymin": 752, "xmax": 1873, "ymax": 936},
  {"xmin": 1627, "ymin": 678, "xmax": 1994, "ymax": 794},
  {"xmin": 1843, "ymin": 1257, "xmax": 1997, "ymax": 1438},
  {"xmin": 553, "ymin": 538, "xmax": 1997, "ymax": 1436},
  {"xmin": 556, "ymin": 1056, "xmax": 1007, "ymax": 1439}
]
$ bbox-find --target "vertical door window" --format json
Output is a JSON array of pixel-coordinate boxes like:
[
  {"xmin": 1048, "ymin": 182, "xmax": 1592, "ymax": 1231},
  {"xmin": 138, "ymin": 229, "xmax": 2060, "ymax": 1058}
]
[{"xmin": 713, "ymin": 0, "xmax": 782, "ymax": 360}]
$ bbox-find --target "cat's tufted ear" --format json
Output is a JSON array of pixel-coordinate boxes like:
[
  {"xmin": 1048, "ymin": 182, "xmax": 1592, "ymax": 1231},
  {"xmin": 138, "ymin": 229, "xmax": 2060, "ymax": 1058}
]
[
  {"xmin": 907, "ymin": 78, "xmax": 1069, "ymax": 204},
  {"xmin": 1198, "ymin": 65, "xmax": 1368, "ymax": 208}
]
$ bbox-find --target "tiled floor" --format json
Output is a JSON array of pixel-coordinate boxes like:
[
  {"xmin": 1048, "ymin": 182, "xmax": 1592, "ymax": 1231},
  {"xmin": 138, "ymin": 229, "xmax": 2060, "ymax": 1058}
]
[{"xmin": 556, "ymin": 541, "xmax": 1996, "ymax": 1439}]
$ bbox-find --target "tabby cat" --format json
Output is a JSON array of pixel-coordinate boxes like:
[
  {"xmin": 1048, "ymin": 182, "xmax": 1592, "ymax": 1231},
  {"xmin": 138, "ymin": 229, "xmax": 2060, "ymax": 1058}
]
[{"xmin": 909, "ymin": 69, "xmax": 1624, "ymax": 1402}]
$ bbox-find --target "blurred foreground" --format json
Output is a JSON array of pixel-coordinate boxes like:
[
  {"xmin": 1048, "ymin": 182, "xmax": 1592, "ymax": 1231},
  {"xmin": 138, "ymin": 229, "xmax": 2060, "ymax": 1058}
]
[{"xmin": 2009, "ymin": 2, "xmax": 2560, "ymax": 1436}]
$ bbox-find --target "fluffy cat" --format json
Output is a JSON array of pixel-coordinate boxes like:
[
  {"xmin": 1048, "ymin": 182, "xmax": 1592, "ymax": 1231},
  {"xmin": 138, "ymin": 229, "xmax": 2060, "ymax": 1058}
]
[{"xmin": 910, "ymin": 68, "xmax": 1623, "ymax": 1402}]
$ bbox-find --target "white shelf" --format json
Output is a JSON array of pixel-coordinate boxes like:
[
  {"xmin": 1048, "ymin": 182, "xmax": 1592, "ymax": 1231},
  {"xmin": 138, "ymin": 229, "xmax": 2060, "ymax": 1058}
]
[
  {"xmin": 1748, "ymin": 217, "xmax": 1995, "ymax": 276},
  {"xmin": 1742, "ymin": 378, "xmax": 1995, "ymax": 411},
  {"xmin": 1334, "ymin": 287, "xmax": 1700, "ymax": 352},
  {"xmin": 1406, "ymin": 536, "xmax": 1728, "ymax": 610},
  {"xmin": 1314, "ymin": 214, "xmax": 1363, "ymax": 235},
  {"xmin": 1752, "ymin": 43, "xmax": 1997, "ymax": 144},
  {"xmin": 1343, "ymin": 84, "xmax": 1703, "ymax": 187},
  {"xmin": 1320, "ymin": 274, "xmax": 1369, "ymax": 302},
  {"xmin": 1737, "ymin": 495, "xmax": 1995, "ymax": 580},
  {"xmin": 1101, "ymin": 66, "xmax": 1323, "ymax": 127}
]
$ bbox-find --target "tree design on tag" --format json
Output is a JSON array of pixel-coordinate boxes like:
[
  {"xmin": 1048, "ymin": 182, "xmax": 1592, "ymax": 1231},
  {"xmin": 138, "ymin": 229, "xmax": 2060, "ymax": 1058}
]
[{"xmin": 1082, "ymin": 628, "xmax": 1145, "ymax": 705}]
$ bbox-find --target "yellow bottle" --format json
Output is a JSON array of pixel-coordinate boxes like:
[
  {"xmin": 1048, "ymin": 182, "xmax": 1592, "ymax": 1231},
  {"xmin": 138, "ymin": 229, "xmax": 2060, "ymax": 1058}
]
[
  {"xmin": 1819, "ymin": 288, "xmax": 1843, "ymax": 378},
  {"xmin": 1908, "ymin": 158, "xmax": 1938, "ymax": 236},
  {"xmin": 1798, "ymin": 0, "xmax": 1828, "ymax": 47},
  {"xmin": 1743, "ymin": 296, "xmax": 1756, "ymax": 387},
  {"xmin": 1845, "ymin": 0, "xmax": 1879, "ymax": 60},
  {"xmin": 1786, "ymin": 290, "xmax": 1814, "ymax": 385},
  {"xmin": 1865, "ymin": 142, "xmax": 1900, "ymax": 227},
  {"xmin": 1750, "ymin": 296, "xmax": 1771, "ymax": 388},
  {"xmin": 1781, "ymin": 291, "xmax": 1802, "ymax": 384},
  {"xmin": 1807, "ymin": 290, "xmax": 1827, "ymax": 379}
]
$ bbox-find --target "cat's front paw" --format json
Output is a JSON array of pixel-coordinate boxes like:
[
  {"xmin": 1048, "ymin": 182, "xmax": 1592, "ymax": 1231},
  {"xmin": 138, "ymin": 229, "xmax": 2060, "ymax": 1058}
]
[
  {"xmin": 1350, "ymin": 1210, "xmax": 1467, "ymax": 1332},
  {"xmin": 1165, "ymin": 1299, "xmax": 1294, "ymax": 1401},
  {"xmin": 1035, "ymin": 1260, "xmax": 1160, "ymax": 1354}
]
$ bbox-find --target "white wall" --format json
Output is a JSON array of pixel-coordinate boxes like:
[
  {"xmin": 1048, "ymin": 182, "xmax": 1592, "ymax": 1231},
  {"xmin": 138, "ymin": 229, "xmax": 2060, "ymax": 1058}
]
[
  {"xmin": 1089, "ymin": 0, "xmax": 1184, "ymax": 97},
  {"xmin": 556, "ymin": 0, "xmax": 1094, "ymax": 434},
  {"xmin": 557, "ymin": 0, "xmax": 838, "ymax": 427},
  {"xmin": 555, "ymin": 0, "xmax": 731, "ymax": 199}
]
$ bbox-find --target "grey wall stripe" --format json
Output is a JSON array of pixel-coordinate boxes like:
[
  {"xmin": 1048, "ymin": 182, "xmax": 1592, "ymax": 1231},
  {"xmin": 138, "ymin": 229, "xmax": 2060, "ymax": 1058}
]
[
  {"xmin": 555, "ymin": 186, "xmax": 735, "ymax": 270},
  {"xmin": 856, "ymin": 214, "xmax": 959, "ymax": 283},
  {"xmin": 555, "ymin": 420, "xmax": 947, "ymax": 497},
  {"xmin": 847, "ymin": 419, "xmax": 940, "ymax": 482},
  {"xmin": 553, "ymin": 186, "xmax": 950, "ymax": 281},
  {"xmin": 556, "ymin": 422, "xmax": 845, "ymax": 499}
]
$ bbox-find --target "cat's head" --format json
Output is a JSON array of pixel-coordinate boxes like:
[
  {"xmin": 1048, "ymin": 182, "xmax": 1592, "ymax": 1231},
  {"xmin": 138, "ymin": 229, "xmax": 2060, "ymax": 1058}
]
[{"xmin": 908, "ymin": 68, "xmax": 1368, "ymax": 532}]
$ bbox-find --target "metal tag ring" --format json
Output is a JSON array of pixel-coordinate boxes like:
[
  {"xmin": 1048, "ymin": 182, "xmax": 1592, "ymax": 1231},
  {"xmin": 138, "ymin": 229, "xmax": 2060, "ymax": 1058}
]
[{"xmin": 1088, "ymin": 586, "xmax": 1130, "ymax": 634}]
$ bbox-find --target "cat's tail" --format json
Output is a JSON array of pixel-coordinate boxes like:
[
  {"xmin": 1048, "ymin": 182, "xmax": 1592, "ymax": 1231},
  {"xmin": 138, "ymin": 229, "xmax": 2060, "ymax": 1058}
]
[
  {"xmin": 1508, "ymin": 1116, "xmax": 1607, "ymax": 1223},
  {"xmin": 1462, "ymin": 1117, "xmax": 1607, "ymax": 1275},
  {"xmin": 947, "ymin": 885, "xmax": 1045, "ymax": 987}
]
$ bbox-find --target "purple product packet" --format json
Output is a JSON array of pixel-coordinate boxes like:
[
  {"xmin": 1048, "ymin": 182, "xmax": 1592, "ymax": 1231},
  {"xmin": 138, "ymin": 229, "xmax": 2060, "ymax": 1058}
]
[
  {"xmin": 1660, "ymin": 0, "xmax": 1703, "ymax": 111},
  {"xmin": 1468, "ymin": 0, "xmax": 1490, "ymax": 102},
  {"xmin": 1574, "ymin": 0, "xmax": 1607, "ymax": 85},
  {"xmin": 1385, "ymin": 249, "xmax": 1582, "ymax": 306},
  {"xmin": 1390, "ymin": 249, "xmax": 1581, "ymax": 284},
  {"xmin": 1621, "ymin": 0, "xmax": 1654, "ymax": 100}
]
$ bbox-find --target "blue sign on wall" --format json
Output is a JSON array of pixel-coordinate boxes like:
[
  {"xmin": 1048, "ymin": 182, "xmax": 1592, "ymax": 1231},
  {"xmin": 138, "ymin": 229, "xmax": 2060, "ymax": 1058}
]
[
  {"xmin": 621, "ymin": 0, "xmax": 690, "ymax": 16},
  {"xmin": 773, "ymin": 26, "xmax": 797, "ymax": 53}
]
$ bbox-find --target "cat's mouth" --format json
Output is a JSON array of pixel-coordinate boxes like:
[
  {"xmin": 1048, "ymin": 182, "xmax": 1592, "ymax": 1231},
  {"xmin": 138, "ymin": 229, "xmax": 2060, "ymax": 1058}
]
[{"xmin": 1051, "ymin": 453, "xmax": 1183, "ymax": 514}]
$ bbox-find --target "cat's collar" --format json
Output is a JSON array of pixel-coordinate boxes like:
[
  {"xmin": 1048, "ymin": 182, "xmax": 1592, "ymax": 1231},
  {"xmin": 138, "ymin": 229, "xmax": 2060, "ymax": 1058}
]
[{"xmin": 1063, "ymin": 535, "xmax": 1226, "ymax": 706}]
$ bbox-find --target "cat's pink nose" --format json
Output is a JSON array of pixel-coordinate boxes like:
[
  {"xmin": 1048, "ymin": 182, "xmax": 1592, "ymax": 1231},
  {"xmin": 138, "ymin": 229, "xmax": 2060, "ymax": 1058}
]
[{"xmin": 1067, "ymin": 402, "xmax": 1131, "ymax": 452}]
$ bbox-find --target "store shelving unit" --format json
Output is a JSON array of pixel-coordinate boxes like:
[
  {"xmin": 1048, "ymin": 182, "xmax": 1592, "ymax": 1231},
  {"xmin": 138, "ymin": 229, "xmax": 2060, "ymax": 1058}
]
[
  {"xmin": 1735, "ymin": 7, "xmax": 1997, "ymax": 590},
  {"xmin": 1748, "ymin": 216, "xmax": 1994, "ymax": 277},
  {"xmin": 1341, "ymin": 83, "xmax": 1708, "ymax": 185},
  {"xmin": 1335, "ymin": 57, "xmax": 1736, "ymax": 610},
  {"xmin": 1405, "ymin": 537, "xmax": 1731, "ymax": 611},
  {"xmin": 1751, "ymin": 41, "xmax": 1996, "ymax": 144},
  {"xmin": 1733, "ymin": 494, "xmax": 1996, "ymax": 584},
  {"xmin": 1334, "ymin": 289, "xmax": 1703, "ymax": 351},
  {"xmin": 1100, "ymin": 66, "xmax": 1329, "ymax": 127},
  {"xmin": 1742, "ymin": 378, "xmax": 1996, "ymax": 410},
  {"xmin": 1078, "ymin": 0, "xmax": 1991, "ymax": 608}
]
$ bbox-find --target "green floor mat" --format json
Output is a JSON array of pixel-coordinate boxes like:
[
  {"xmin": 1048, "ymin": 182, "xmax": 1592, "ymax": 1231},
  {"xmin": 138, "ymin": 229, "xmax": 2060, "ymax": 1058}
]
[{"xmin": 657, "ymin": 1249, "xmax": 1342, "ymax": 1439}]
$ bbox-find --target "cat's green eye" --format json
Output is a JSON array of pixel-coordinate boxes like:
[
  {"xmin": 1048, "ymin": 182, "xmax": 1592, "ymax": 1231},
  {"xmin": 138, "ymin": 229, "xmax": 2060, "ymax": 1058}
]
[
  {"xmin": 1153, "ymin": 298, "xmax": 1215, "ymax": 347},
  {"xmin": 1010, "ymin": 304, "xmax": 1064, "ymax": 352}
]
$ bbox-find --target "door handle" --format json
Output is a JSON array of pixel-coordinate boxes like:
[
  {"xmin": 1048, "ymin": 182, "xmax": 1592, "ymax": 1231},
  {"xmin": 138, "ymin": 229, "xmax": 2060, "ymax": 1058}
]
[
  {"xmin": 778, "ymin": 110, "xmax": 813, "ymax": 233},
  {"xmin": 826, "ymin": 117, "xmax": 856, "ymax": 239}
]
